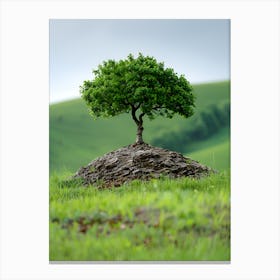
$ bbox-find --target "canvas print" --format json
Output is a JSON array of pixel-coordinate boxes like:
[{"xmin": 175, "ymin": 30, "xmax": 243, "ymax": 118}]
[{"xmin": 49, "ymin": 19, "xmax": 230, "ymax": 261}]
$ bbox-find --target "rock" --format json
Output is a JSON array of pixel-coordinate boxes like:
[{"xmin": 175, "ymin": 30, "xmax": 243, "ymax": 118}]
[{"xmin": 73, "ymin": 143, "xmax": 212, "ymax": 187}]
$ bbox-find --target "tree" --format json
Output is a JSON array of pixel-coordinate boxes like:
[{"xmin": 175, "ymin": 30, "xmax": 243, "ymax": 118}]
[{"xmin": 80, "ymin": 53, "xmax": 195, "ymax": 144}]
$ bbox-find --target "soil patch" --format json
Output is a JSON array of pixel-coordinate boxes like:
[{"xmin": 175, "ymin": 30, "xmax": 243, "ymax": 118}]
[{"xmin": 73, "ymin": 143, "xmax": 212, "ymax": 187}]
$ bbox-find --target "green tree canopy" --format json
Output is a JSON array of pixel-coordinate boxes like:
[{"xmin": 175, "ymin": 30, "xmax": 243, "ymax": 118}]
[{"xmin": 80, "ymin": 53, "xmax": 195, "ymax": 144}]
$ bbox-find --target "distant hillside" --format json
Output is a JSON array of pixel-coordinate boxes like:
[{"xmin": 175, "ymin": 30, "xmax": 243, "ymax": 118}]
[
  {"xmin": 50, "ymin": 80, "xmax": 230, "ymax": 173},
  {"xmin": 189, "ymin": 126, "xmax": 230, "ymax": 171}
]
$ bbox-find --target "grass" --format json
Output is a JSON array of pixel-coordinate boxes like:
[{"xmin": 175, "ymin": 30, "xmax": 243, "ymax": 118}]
[
  {"xmin": 50, "ymin": 80, "xmax": 230, "ymax": 174},
  {"xmin": 50, "ymin": 172, "xmax": 230, "ymax": 261}
]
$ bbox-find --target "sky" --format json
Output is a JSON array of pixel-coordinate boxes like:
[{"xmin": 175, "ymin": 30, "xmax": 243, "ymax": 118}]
[{"xmin": 49, "ymin": 19, "xmax": 230, "ymax": 103}]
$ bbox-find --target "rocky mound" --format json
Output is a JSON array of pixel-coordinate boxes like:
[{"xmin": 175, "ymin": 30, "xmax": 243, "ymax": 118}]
[{"xmin": 73, "ymin": 143, "xmax": 212, "ymax": 187}]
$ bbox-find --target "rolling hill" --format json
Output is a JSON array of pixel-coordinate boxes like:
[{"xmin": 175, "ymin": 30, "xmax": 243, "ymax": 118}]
[{"xmin": 50, "ymin": 80, "xmax": 230, "ymax": 174}]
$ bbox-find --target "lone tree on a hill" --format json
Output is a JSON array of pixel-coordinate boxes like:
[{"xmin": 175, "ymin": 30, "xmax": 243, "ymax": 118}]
[{"xmin": 80, "ymin": 53, "xmax": 195, "ymax": 144}]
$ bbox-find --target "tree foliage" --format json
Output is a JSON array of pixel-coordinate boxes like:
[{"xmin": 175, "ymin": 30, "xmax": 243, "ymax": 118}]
[{"xmin": 80, "ymin": 53, "xmax": 195, "ymax": 143}]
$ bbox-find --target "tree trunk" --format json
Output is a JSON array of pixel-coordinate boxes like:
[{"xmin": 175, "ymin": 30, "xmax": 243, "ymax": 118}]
[
  {"xmin": 136, "ymin": 123, "xmax": 144, "ymax": 144},
  {"xmin": 131, "ymin": 106, "xmax": 145, "ymax": 144}
]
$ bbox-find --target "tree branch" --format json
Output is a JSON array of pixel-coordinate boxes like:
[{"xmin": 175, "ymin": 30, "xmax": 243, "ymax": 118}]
[
  {"xmin": 139, "ymin": 112, "xmax": 145, "ymax": 124},
  {"xmin": 151, "ymin": 105, "xmax": 167, "ymax": 111},
  {"xmin": 135, "ymin": 103, "xmax": 141, "ymax": 110},
  {"xmin": 131, "ymin": 105, "xmax": 140, "ymax": 125}
]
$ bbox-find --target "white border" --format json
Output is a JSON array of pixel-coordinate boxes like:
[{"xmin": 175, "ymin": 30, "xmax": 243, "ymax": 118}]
[{"xmin": 1, "ymin": 0, "xmax": 279, "ymax": 279}]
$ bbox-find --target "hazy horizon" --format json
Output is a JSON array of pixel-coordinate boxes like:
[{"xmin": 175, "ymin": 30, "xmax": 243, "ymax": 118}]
[{"xmin": 50, "ymin": 79, "xmax": 229, "ymax": 105}]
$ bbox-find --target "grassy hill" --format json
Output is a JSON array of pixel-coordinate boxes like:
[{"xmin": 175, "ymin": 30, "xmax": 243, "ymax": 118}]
[
  {"xmin": 50, "ymin": 80, "xmax": 230, "ymax": 174},
  {"xmin": 189, "ymin": 128, "xmax": 230, "ymax": 171}
]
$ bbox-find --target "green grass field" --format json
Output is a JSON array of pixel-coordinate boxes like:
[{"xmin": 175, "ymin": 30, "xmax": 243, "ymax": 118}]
[{"xmin": 50, "ymin": 172, "xmax": 230, "ymax": 261}]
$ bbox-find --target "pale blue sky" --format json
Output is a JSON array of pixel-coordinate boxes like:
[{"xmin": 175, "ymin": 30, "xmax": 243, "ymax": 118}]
[{"xmin": 50, "ymin": 19, "xmax": 230, "ymax": 103}]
